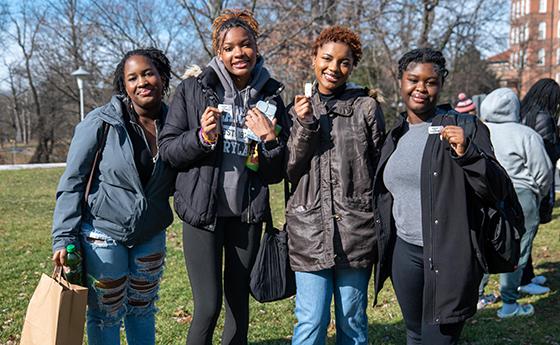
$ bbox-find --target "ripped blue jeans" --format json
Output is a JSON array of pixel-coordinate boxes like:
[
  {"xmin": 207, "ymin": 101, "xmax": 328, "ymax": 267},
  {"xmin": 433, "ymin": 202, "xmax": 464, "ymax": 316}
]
[{"xmin": 80, "ymin": 222, "xmax": 166, "ymax": 345}]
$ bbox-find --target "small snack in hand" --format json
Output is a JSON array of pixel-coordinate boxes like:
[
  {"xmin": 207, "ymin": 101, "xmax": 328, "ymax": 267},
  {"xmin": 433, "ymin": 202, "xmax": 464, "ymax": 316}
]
[{"xmin": 305, "ymin": 82, "xmax": 313, "ymax": 98}]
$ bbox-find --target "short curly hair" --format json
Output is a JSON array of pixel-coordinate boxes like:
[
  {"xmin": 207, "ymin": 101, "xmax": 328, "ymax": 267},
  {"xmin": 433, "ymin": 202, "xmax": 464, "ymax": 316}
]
[
  {"xmin": 212, "ymin": 9, "xmax": 259, "ymax": 54},
  {"xmin": 113, "ymin": 47, "xmax": 172, "ymax": 96},
  {"xmin": 312, "ymin": 26, "xmax": 363, "ymax": 66},
  {"xmin": 397, "ymin": 48, "xmax": 449, "ymax": 82}
]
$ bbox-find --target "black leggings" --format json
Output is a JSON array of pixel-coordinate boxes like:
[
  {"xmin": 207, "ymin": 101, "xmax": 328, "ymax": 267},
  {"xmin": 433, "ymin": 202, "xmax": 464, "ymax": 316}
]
[
  {"xmin": 391, "ymin": 237, "xmax": 465, "ymax": 345},
  {"xmin": 182, "ymin": 217, "xmax": 262, "ymax": 345}
]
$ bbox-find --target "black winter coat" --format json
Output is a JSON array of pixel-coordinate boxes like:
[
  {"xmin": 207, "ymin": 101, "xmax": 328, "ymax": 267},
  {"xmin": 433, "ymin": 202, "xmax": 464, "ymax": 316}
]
[
  {"xmin": 286, "ymin": 86, "xmax": 386, "ymax": 271},
  {"xmin": 522, "ymin": 110, "xmax": 560, "ymax": 163},
  {"xmin": 373, "ymin": 106, "xmax": 512, "ymax": 324},
  {"xmin": 158, "ymin": 67, "xmax": 289, "ymax": 229}
]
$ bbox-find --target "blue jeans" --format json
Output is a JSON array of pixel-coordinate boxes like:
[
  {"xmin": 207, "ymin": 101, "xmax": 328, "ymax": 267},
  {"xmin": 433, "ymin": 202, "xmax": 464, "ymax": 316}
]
[
  {"xmin": 80, "ymin": 223, "xmax": 166, "ymax": 345},
  {"xmin": 499, "ymin": 188, "xmax": 540, "ymax": 304},
  {"xmin": 292, "ymin": 268, "xmax": 371, "ymax": 345}
]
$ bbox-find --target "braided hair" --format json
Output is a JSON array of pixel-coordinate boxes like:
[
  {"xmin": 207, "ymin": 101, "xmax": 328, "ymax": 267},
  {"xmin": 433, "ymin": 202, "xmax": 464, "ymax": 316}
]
[
  {"xmin": 312, "ymin": 26, "xmax": 363, "ymax": 66},
  {"xmin": 520, "ymin": 78, "xmax": 560, "ymax": 129},
  {"xmin": 212, "ymin": 9, "xmax": 259, "ymax": 54},
  {"xmin": 113, "ymin": 47, "xmax": 172, "ymax": 96},
  {"xmin": 398, "ymin": 48, "xmax": 449, "ymax": 83}
]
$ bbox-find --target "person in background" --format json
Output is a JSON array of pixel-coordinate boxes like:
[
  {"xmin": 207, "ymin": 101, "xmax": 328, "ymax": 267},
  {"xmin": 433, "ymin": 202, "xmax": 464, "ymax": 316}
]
[
  {"xmin": 480, "ymin": 88, "xmax": 553, "ymax": 318},
  {"xmin": 454, "ymin": 92, "xmax": 477, "ymax": 115},
  {"xmin": 374, "ymin": 48, "xmax": 512, "ymax": 344},
  {"xmin": 52, "ymin": 48, "xmax": 175, "ymax": 345},
  {"xmin": 518, "ymin": 78, "xmax": 560, "ymax": 295},
  {"xmin": 158, "ymin": 9, "xmax": 289, "ymax": 345},
  {"xmin": 286, "ymin": 26, "xmax": 385, "ymax": 345}
]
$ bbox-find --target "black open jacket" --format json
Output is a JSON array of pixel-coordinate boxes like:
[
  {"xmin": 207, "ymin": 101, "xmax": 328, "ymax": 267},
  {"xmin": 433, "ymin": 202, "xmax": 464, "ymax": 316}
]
[
  {"xmin": 158, "ymin": 67, "xmax": 289, "ymax": 229},
  {"xmin": 373, "ymin": 106, "xmax": 512, "ymax": 324}
]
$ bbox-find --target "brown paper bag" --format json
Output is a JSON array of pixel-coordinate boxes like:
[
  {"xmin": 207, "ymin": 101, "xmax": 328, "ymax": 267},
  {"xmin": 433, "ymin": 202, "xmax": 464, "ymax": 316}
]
[{"xmin": 20, "ymin": 267, "xmax": 88, "ymax": 345}]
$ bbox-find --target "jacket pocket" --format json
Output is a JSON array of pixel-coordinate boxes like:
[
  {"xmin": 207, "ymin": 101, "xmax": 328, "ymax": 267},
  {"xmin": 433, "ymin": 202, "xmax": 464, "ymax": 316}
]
[
  {"xmin": 285, "ymin": 205, "xmax": 324, "ymax": 266},
  {"xmin": 90, "ymin": 182, "xmax": 139, "ymax": 228}
]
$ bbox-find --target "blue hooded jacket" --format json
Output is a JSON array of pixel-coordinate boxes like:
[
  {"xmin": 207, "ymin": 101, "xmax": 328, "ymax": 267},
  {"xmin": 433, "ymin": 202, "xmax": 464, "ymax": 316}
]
[{"xmin": 52, "ymin": 96, "xmax": 176, "ymax": 252}]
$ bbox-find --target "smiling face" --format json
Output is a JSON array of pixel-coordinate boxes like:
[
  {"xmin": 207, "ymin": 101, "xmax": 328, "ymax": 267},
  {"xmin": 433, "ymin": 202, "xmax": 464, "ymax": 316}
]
[
  {"xmin": 218, "ymin": 26, "xmax": 258, "ymax": 89},
  {"xmin": 313, "ymin": 41, "xmax": 354, "ymax": 94},
  {"xmin": 124, "ymin": 55, "xmax": 163, "ymax": 113},
  {"xmin": 400, "ymin": 62, "xmax": 442, "ymax": 120}
]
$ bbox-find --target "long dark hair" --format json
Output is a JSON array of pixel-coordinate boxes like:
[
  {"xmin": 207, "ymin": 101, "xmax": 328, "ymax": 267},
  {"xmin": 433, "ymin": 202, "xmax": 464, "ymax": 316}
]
[{"xmin": 520, "ymin": 78, "xmax": 560, "ymax": 129}]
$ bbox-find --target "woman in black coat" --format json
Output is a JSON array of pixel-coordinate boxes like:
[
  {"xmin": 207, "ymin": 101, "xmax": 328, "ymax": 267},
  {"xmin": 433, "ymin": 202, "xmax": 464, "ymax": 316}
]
[
  {"xmin": 373, "ymin": 48, "xmax": 512, "ymax": 345},
  {"xmin": 158, "ymin": 9, "xmax": 288, "ymax": 345},
  {"xmin": 518, "ymin": 78, "xmax": 560, "ymax": 293}
]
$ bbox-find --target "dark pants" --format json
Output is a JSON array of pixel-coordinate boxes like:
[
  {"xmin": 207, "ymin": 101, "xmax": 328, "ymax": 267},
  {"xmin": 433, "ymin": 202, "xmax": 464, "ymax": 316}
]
[
  {"xmin": 391, "ymin": 237, "xmax": 465, "ymax": 345},
  {"xmin": 182, "ymin": 217, "xmax": 262, "ymax": 345}
]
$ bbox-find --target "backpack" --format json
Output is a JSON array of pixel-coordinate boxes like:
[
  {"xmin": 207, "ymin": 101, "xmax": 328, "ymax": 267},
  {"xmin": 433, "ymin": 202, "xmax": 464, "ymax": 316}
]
[{"xmin": 444, "ymin": 109, "xmax": 525, "ymax": 274}]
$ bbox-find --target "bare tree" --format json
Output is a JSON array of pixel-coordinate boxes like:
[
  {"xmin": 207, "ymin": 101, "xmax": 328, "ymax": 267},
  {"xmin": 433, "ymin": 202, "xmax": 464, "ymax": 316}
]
[{"xmin": 7, "ymin": 3, "xmax": 50, "ymax": 162}]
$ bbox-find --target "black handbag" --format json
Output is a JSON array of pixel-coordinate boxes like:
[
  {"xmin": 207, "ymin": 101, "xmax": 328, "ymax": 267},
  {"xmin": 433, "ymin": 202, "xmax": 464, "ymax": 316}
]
[{"xmin": 249, "ymin": 180, "xmax": 296, "ymax": 303}]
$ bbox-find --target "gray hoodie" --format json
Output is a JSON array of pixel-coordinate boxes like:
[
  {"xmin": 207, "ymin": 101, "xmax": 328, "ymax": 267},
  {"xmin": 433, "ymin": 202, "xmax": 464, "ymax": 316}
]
[
  {"xmin": 480, "ymin": 88, "xmax": 552, "ymax": 200},
  {"xmin": 208, "ymin": 56, "xmax": 273, "ymax": 217}
]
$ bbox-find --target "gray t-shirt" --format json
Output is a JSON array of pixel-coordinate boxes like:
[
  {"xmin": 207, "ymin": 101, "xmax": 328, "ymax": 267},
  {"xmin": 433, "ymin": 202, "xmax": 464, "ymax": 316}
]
[{"xmin": 383, "ymin": 121, "xmax": 430, "ymax": 246}]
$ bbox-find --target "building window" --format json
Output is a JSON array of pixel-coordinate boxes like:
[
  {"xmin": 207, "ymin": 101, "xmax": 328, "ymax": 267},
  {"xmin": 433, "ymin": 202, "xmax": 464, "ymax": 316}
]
[
  {"xmin": 538, "ymin": 48, "xmax": 546, "ymax": 65},
  {"xmin": 556, "ymin": 48, "xmax": 560, "ymax": 64},
  {"xmin": 557, "ymin": 20, "xmax": 560, "ymax": 37},
  {"xmin": 525, "ymin": 23, "xmax": 529, "ymax": 41},
  {"xmin": 522, "ymin": 49, "xmax": 528, "ymax": 67},
  {"xmin": 538, "ymin": 22, "xmax": 546, "ymax": 39},
  {"xmin": 527, "ymin": 0, "xmax": 531, "ymax": 13},
  {"xmin": 540, "ymin": 0, "xmax": 547, "ymax": 12}
]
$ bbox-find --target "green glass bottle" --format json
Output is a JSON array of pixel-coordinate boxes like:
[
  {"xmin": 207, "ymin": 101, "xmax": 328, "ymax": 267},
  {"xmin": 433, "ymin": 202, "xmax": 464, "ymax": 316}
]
[{"xmin": 65, "ymin": 244, "xmax": 83, "ymax": 286}]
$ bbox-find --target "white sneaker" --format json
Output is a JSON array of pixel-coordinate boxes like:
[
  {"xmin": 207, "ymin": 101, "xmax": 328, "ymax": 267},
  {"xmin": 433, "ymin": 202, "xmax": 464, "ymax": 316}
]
[
  {"xmin": 518, "ymin": 283, "xmax": 550, "ymax": 295},
  {"xmin": 531, "ymin": 275, "xmax": 547, "ymax": 285}
]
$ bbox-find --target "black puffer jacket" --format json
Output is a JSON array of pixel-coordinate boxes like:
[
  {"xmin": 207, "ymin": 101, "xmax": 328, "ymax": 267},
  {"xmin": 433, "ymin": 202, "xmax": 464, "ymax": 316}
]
[
  {"xmin": 374, "ymin": 106, "xmax": 513, "ymax": 324},
  {"xmin": 159, "ymin": 67, "xmax": 289, "ymax": 229},
  {"xmin": 286, "ymin": 85, "xmax": 386, "ymax": 272},
  {"xmin": 522, "ymin": 110, "xmax": 560, "ymax": 163}
]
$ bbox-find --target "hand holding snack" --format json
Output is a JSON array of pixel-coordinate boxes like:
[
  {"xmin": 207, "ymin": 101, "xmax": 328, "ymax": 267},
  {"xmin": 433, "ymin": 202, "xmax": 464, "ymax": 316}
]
[
  {"xmin": 201, "ymin": 106, "xmax": 221, "ymax": 142},
  {"xmin": 293, "ymin": 95, "xmax": 314, "ymax": 123},
  {"xmin": 440, "ymin": 125, "xmax": 466, "ymax": 157},
  {"xmin": 246, "ymin": 107, "xmax": 277, "ymax": 142}
]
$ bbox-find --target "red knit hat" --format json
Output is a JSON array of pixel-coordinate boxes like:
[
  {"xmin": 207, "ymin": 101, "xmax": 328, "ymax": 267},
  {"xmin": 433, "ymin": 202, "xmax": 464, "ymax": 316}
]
[{"xmin": 454, "ymin": 93, "xmax": 476, "ymax": 113}]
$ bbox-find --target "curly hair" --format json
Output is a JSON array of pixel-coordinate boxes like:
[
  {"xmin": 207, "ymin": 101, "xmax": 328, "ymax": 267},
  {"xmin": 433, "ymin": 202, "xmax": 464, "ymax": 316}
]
[
  {"xmin": 397, "ymin": 48, "xmax": 449, "ymax": 82},
  {"xmin": 212, "ymin": 9, "xmax": 259, "ymax": 54},
  {"xmin": 521, "ymin": 78, "xmax": 560, "ymax": 129},
  {"xmin": 113, "ymin": 47, "xmax": 172, "ymax": 96},
  {"xmin": 312, "ymin": 26, "xmax": 362, "ymax": 66}
]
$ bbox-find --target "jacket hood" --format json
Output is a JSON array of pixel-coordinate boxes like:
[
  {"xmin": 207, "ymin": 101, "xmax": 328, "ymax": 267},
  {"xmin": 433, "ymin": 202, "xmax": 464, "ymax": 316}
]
[{"xmin": 480, "ymin": 88, "xmax": 520, "ymax": 123}]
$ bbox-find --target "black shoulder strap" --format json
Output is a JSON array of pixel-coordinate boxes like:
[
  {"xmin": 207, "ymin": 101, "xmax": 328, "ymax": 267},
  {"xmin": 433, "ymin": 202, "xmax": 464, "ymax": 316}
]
[
  {"xmin": 262, "ymin": 78, "xmax": 284, "ymax": 101},
  {"xmin": 84, "ymin": 122, "xmax": 109, "ymax": 203},
  {"xmin": 441, "ymin": 109, "xmax": 478, "ymax": 141},
  {"xmin": 455, "ymin": 113, "xmax": 477, "ymax": 140}
]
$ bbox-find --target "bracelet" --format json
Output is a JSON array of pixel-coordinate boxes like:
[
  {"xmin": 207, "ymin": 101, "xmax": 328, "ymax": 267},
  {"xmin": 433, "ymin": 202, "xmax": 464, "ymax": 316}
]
[{"xmin": 200, "ymin": 129, "xmax": 217, "ymax": 145}]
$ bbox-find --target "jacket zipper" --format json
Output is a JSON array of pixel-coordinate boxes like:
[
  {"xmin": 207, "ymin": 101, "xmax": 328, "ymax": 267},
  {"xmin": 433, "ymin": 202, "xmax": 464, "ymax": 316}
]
[{"xmin": 428, "ymin": 120, "xmax": 438, "ymax": 323}]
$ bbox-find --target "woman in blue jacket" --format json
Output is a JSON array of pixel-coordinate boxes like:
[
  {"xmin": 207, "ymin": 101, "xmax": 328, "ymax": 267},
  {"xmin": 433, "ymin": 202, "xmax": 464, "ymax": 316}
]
[{"xmin": 51, "ymin": 48, "xmax": 175, "ymax": 345}]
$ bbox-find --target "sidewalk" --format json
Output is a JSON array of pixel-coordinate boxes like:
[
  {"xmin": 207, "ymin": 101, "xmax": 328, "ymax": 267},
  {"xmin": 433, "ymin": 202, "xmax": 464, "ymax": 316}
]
[{"xmin": 0, "ymin": 163, "xmax": 66, "ymax": 171}]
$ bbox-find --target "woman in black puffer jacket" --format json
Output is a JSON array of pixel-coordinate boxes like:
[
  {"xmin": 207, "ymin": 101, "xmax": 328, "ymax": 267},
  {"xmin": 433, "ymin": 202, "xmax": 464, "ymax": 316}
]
[{"xmin": 518, "ymin": 78, "xmax": 560, "ymax": 292}]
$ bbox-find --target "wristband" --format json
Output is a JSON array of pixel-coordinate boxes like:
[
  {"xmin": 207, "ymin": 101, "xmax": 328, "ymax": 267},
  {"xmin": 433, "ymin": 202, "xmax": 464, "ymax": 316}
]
[{"xmin": 200, "ymin": 129, "xmax": 217, "ymax": 145}]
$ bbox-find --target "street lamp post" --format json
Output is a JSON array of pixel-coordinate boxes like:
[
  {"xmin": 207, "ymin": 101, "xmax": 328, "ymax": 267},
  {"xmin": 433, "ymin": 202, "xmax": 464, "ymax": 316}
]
[{"xmin": 71, "ymin": 67, "xmax": 90, "ymax": 121}]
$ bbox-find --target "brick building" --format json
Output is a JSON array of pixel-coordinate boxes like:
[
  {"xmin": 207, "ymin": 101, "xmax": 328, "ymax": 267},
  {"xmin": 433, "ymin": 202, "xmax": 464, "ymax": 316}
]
[{"xmin": 489, "ymin": 0, "xmax": 560, "ymax": 95}]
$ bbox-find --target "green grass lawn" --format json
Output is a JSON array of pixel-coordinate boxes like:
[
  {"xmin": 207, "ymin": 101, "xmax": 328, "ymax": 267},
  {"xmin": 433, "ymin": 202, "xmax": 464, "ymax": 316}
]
[{"xmin": 0, "ymin": 168, "xmax": 559, "ymax": 344}]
